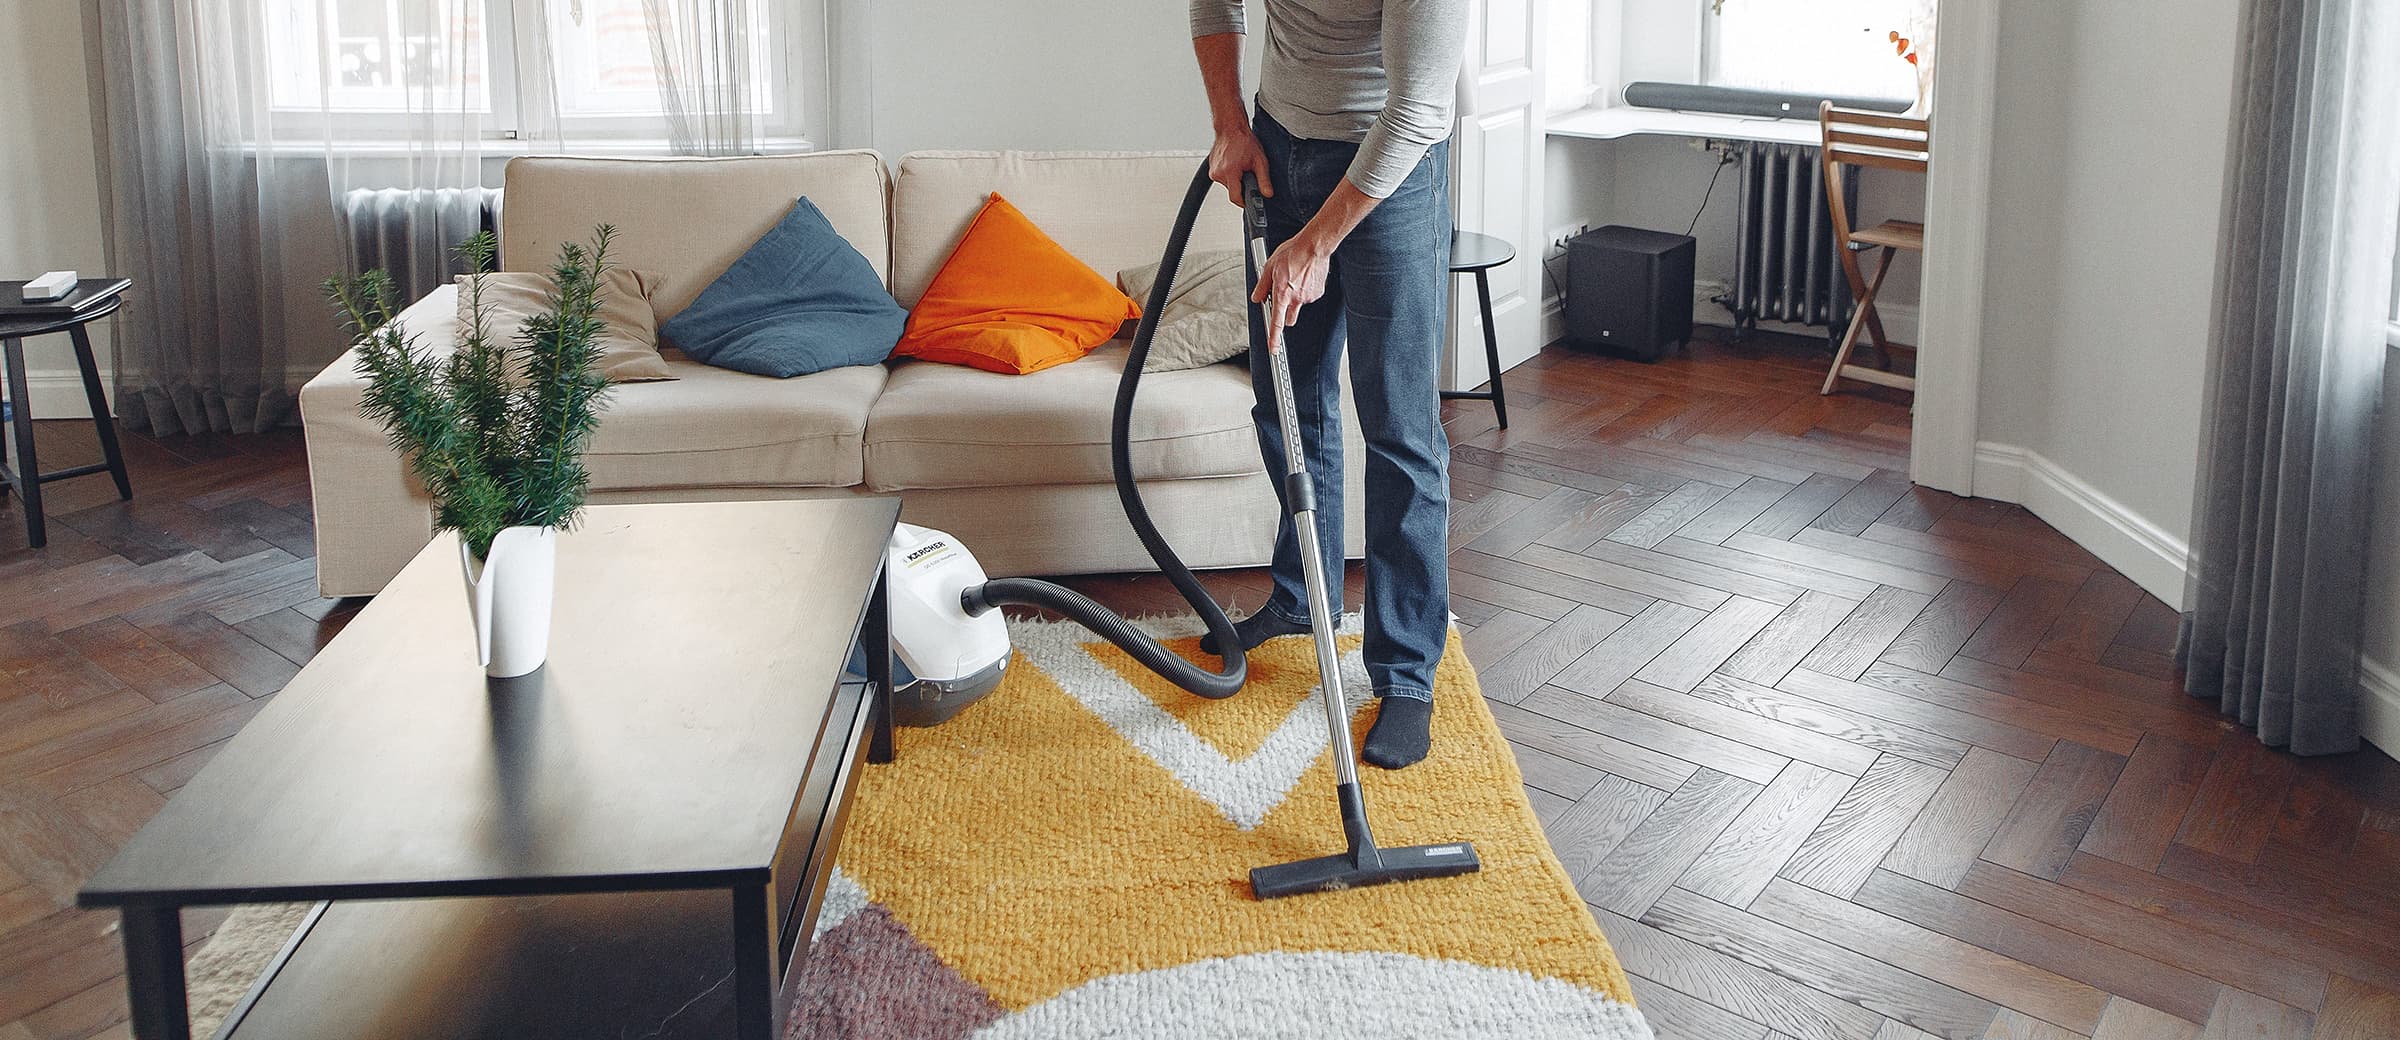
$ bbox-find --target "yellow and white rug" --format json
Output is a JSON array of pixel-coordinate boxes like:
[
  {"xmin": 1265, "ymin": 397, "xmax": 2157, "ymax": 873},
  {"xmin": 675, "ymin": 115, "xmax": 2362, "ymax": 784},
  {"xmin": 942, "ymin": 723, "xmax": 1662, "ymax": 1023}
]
[{"xmin": 784, "ymin": 614, "xmax": 1655, "ymax": 1039}]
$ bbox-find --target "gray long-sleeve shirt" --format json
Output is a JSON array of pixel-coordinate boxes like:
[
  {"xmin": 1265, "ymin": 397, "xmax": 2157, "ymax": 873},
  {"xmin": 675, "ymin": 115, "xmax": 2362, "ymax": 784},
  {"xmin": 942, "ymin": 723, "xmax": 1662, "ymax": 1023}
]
[{"xmin": 1191, "ymin": 0, "xmax": 1466, "ymax": 199}]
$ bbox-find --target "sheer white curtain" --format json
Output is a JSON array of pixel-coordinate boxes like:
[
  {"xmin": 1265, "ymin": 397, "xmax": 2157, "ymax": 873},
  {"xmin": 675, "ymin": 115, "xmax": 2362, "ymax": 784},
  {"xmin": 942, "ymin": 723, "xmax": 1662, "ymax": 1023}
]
[
  {"xmin": 93, "ymin": 0, "xmax": 301, "ymax": 434},
  {"xmin": 91, "ymin": 0, "xmax": 789, "ymax": 429}
]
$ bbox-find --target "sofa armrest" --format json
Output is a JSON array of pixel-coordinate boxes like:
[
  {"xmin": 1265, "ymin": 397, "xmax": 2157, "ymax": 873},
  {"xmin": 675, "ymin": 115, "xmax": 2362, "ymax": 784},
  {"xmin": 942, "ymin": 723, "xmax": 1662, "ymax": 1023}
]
[{"xmin": 300, "ymin": 284, "xmax": 460, "ymax": 596}]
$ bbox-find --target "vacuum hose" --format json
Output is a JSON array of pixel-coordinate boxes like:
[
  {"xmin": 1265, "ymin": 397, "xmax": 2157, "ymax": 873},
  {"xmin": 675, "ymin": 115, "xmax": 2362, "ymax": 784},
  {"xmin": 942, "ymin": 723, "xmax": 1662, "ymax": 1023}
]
[{"xmin": 959, "ymin": 161, "xmax": 1248, "ymax": 699}]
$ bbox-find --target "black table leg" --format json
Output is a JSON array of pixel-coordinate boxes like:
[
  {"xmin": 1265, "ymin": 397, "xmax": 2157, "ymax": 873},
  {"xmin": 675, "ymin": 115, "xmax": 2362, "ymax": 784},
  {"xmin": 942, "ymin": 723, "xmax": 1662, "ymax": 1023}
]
[
  {"xmin": 730, "ymin": 882, "xmax": 776, "ymax": 1040},
  {"xmin": 865, "ymin": 565, "xmax": 894, "ymax": 764},
  {"xmin": 70, "ymin": 324, "xmax": 132, "ymax": 500},
  {"xmin": 1474, "ymin": 269, "xmax": 1508, "ymax": 429},
  {"xmin": 121, "ymin": 905, "xmax": 191, "ymax": 1040},
  {"xmin": 2, "ymin": 337, "xmax": 43, "ymax": 548}
]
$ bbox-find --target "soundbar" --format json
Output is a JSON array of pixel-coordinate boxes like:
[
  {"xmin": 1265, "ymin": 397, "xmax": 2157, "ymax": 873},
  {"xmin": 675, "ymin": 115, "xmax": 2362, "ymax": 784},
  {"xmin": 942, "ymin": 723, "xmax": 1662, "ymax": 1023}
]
[{"xmin": 1622, "ymin": 82, "xmax": 1909, "ymax": 121}]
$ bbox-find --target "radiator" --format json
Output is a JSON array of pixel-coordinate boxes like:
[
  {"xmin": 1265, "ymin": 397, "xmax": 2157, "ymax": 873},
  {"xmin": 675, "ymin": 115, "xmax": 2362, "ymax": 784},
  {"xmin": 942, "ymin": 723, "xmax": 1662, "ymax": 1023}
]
[
  {"xmin": 340, "ymin": 187, "xmax": 503, "ymax": 301},
  {"xmin": 1726, "ymin": 143, "xmax": 1857, "ymax": 342}
]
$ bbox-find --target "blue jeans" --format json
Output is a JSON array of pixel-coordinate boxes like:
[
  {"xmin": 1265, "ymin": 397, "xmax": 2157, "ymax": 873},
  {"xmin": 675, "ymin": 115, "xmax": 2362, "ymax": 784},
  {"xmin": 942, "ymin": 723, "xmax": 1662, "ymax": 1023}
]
[{"xmin": 1249, "ymin": 110, "xmax": 1451, "ymax": 703}]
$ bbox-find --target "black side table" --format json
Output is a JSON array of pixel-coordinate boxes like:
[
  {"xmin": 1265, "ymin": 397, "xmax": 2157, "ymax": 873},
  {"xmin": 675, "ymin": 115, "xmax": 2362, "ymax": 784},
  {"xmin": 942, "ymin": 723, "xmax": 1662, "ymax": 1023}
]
[
  {"xmin": 1, "ymin": 295, "xmax": 133, "ymax": 548},
  {"xmin": 1440, "ymin": 230, "xmax": 1518, "ymax": 428}
]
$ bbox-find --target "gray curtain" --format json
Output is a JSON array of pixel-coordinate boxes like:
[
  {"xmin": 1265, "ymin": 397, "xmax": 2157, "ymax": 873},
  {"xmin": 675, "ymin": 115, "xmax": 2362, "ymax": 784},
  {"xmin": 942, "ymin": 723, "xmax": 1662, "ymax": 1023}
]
[
  {"xmin": 93, "ymin": 0, "xmax": 298, "ymax": 436},
  {"xmin": 2179, "ymin": 0, "xmax": 2400, "ymax": 754}
]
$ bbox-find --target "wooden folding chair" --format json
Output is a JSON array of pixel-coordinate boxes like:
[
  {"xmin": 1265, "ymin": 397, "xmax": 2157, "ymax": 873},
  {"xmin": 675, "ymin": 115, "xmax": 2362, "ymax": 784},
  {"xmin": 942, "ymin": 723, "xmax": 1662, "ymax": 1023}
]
[{"xmin": 1819, "ymin": 101, "xmax": 1930, "ymax": 395}]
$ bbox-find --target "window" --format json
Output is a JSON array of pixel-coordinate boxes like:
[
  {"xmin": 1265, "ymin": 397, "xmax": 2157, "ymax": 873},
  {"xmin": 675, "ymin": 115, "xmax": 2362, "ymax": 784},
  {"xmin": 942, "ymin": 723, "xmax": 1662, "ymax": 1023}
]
[
  {"xmin": 1704, "ymin": 0, "xmax": 1924, "ymax": 103},
  {"xmin": 259, "ymin": 0, "xmax": 799, "ymax": 142}
]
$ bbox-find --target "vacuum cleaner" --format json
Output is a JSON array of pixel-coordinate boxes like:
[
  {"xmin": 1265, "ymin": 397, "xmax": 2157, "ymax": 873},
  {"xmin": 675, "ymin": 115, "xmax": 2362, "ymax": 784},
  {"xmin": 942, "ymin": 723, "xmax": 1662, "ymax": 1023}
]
[{"xmin": 876, "ymin": 161, "xmax": 1480, "ymax": 899}]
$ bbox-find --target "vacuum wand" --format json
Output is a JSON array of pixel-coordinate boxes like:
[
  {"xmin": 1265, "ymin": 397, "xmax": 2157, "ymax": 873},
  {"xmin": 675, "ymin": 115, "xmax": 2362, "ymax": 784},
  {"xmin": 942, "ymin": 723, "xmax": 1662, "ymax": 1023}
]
[{"xmin": 1238, "ymin": 174, "xmax": 1481, "ymax": 899}]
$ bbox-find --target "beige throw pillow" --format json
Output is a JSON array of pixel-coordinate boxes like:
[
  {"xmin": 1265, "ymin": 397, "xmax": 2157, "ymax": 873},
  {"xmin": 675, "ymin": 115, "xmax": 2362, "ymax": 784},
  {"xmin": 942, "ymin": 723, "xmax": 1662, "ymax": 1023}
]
[
  {"xmin": 455, "ymin": 270, "xmax": 676, "ymax": 382},
  {"xmin": 1117, "ymin": 249, "xmax": 1250, "ymax": 373}
]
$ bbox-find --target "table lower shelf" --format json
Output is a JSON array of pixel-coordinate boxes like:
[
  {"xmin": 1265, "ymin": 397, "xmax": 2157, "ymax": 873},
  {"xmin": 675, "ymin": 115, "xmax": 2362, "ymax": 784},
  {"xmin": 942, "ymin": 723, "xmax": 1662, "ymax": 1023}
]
[{"xmin": 220, "ymin": 887, "xmax": 744, "ymax": 1039}]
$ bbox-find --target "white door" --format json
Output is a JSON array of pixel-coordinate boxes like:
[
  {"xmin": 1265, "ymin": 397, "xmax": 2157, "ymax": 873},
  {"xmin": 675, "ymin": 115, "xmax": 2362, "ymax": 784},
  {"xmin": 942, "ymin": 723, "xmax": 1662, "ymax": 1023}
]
[{"xmin": 1447, "ymin": 0, "xmax": 1547, "ymax": 393}]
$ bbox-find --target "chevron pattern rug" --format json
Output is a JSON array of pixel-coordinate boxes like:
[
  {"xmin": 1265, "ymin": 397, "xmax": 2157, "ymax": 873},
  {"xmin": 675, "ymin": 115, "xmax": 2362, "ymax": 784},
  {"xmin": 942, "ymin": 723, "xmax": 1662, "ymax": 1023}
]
[{"xmin": 785, "ymin": 614, "xmax": 1654, "ymax": 1039}]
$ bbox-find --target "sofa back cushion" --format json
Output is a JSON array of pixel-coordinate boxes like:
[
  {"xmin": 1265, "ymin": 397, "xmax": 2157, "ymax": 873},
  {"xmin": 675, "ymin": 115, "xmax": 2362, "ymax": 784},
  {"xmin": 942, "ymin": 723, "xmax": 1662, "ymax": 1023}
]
[
  {"xmin": 890, "ymin": 151, "xmax": 1243, "ymax": 309},
  {"xmin": 501, "ymin": 152, "xmax": 892, "ymax": 321}
]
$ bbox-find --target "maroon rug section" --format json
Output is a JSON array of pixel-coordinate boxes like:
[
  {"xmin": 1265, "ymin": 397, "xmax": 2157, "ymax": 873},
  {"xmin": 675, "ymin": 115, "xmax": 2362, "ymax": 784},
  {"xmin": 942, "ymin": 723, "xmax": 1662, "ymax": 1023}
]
[{"xmin": 783, "ymin": 904, "xmax": 1003, "ymax": 1040}]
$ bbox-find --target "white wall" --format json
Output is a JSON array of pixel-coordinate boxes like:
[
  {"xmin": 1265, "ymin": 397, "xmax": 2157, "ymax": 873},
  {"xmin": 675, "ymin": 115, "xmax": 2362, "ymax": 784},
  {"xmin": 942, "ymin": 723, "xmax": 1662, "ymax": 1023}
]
[
  {"xmin": 2363, "ymin": 358, "xmax": 2400, "ymax": 754},
  {"xmin": 0, "ymin": 0, "xmax": 112, "ymax": 419},
  {"xmin": 854, "ymin": 0, "xmax": 1253, "ymax": 160},
  {"xmin": 1967, "ymin": 0, "xmax": 2240, "ymax": 605}
]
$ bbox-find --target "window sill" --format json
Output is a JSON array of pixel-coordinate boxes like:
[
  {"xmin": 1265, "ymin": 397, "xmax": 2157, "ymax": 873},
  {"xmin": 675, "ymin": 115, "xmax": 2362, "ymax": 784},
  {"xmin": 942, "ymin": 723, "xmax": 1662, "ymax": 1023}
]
[{"xmin": 1546, "ymin": 105, "xmax": 1818, "ymax": 146}]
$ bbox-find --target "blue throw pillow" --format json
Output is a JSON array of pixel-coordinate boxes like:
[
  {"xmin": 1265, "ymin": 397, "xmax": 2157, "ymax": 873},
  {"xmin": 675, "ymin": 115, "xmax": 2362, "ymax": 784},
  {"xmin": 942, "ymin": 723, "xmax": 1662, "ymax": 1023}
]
[{"xmin": 659, "ymin": 198, "xmax": 906, "ymax": 378}]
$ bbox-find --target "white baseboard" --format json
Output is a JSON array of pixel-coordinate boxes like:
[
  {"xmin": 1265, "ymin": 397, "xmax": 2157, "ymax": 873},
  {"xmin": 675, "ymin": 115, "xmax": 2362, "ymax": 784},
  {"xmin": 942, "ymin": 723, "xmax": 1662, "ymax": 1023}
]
[
  {"xmin": 13, "ymin": 370, "xmax": 113, "ymax": 421},
  {"xmin": 1971, "ymin": 442, "xmax": 2189, "ymax": 610},
  {"xmin": 11, "ymin": 363, "xmax": 327, "ymax": 422},
  {"xmin": 2365, "ymin": 656, "xmax": 2400, "ymax": 760},
  {"xmin": 1973, "ymin": 440, "xmax": 2400, "ymax": 760}
]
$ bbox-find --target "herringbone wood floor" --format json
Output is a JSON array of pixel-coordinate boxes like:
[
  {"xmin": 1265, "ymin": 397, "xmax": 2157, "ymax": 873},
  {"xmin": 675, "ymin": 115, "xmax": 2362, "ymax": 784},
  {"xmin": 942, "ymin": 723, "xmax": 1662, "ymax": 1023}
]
[{"xmin": 2, "ymin": 331, "xmax": 2396, "ymax": 1039}]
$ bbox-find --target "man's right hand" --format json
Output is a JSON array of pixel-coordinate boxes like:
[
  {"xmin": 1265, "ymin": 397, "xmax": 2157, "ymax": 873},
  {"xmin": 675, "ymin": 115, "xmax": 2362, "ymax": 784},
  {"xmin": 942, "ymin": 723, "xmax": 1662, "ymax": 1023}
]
[{"xmin": 1209, "ymin": 128, "xmax": 1273, "ymax": 208}]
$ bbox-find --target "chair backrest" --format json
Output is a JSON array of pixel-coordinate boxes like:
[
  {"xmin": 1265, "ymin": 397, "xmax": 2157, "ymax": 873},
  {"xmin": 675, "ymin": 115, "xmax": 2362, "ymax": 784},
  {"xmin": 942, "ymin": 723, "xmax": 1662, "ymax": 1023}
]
[
  {"xmin": 1818, "ymin": 102, "xmax": 1931, "ymax": 240},
  {"xmin": 1818, "ymin": 102, "xmax": 1930, "ymax": 176}
]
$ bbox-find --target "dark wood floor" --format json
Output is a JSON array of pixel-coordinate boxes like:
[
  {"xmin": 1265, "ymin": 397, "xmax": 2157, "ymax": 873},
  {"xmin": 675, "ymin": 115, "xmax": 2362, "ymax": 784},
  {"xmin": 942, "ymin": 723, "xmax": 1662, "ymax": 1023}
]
[{"xmin": 2, "ymin": 332, "xmax": 2396, "ymax": 1040}]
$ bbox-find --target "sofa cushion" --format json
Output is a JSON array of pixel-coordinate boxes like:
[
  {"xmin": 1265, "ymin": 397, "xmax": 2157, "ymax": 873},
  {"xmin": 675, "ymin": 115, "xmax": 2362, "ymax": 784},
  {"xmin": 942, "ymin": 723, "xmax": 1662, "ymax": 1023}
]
[
  {"xmin": 863, "ymin": 342, "xmax": 1261, "ymax": 491},
  {"xmin": 660, "ymin": 198, "xmax": 907, "ymax": 378},
  {"xmin": 890, "ymin": 151, "xmax": 1244, "ymax": 309},
  {"xmin": 584, "ymin": 356, "xmax": 886, "ymax": 491},
  {"xmin": 457, "ymin": 269, "xmax": 676, "ymax": 382},
  {"xmin": 895, "ymin": 194, "xmax": 1142, "ymax": 375},
  {"xmin": 501, "ymin": 153, "xmax": 892, "ymax": 321}
]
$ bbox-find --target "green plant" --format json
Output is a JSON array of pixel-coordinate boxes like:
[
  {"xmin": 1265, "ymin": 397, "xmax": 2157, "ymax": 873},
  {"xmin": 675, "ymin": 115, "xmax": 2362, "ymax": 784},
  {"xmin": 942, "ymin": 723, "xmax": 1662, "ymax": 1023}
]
[{"xmin": 324, "ymin": 227, "xmax": 617, "ymax": 559}]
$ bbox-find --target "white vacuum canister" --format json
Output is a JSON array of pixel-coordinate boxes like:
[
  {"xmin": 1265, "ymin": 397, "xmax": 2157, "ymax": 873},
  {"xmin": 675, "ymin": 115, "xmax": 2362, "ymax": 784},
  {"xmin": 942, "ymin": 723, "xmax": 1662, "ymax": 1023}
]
[{"xmin": 882, "ymin": 523, "xmax": 1012, "ymax": 725}]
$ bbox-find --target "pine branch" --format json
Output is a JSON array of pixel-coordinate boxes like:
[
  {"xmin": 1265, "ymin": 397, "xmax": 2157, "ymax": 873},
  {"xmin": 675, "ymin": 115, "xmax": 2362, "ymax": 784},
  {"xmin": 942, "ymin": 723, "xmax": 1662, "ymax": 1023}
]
[{"xmin": 327, "ymin": 226, "xmax": 617, "ymax": 560}]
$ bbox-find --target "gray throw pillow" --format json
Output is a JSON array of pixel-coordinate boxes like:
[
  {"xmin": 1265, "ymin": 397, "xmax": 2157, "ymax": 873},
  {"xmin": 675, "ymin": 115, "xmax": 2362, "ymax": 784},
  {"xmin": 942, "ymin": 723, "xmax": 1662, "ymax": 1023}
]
[{"xmin": 1117, "ymin": 249, "xmax": 1249, "ymax": 372}]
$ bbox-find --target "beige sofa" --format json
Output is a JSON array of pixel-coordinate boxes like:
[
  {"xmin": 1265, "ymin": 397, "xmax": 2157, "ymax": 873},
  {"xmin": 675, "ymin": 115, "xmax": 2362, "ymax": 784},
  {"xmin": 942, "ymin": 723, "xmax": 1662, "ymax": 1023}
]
[{"xmin": 301, "ymin": 150, "xmax": 1366, "ymax": 597}]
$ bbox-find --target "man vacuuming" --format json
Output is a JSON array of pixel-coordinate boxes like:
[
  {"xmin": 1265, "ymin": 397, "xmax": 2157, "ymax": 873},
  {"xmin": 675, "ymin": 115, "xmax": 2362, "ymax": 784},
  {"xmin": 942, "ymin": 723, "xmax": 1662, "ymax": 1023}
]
[{"xmin": 1190, "ymin": 0, "xmax": 1468, "ymax": 769}]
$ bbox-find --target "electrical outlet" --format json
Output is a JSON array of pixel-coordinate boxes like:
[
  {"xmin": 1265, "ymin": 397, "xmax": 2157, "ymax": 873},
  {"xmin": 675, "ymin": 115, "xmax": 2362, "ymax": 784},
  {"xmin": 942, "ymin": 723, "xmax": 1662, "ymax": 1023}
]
[{"xmin": 1546, "ymin": 222, "xmax": 1592, "ymax": 252}]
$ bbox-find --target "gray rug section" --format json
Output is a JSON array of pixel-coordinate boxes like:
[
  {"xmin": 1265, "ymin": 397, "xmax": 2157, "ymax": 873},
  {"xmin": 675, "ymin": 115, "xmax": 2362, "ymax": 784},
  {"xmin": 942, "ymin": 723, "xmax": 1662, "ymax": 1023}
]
[{"xmin": 184, "ymin": 903, "xmax": 314, "ymax": 1038}]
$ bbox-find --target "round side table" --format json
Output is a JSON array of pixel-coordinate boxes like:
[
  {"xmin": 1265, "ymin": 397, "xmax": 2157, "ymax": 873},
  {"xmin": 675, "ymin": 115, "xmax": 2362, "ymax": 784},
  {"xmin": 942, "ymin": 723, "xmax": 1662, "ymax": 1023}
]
[
  {"xmin": 1440, "ymin": 230, "xmax": 1518, "ymax": 428},
  {"xmin": 2, "ymin": 295, "xmax": 134, "ymax": 548}
]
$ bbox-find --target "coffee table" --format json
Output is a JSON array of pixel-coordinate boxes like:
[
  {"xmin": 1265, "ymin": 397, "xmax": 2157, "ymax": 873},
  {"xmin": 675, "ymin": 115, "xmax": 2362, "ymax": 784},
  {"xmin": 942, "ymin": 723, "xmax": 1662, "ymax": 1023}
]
[{"xmin": 80, "ymin": 498, "xmax": 902, "ymax": 1040}]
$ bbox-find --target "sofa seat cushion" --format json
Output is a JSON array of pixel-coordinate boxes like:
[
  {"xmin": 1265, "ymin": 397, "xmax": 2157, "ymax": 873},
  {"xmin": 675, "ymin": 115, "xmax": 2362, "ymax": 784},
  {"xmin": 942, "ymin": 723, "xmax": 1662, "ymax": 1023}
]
[
  {"xmin": 863, "ymin": 344, "xmax": 1261, "ymax": 491},
  {"xmin": 585, "ymin": 355, "xmax": 886, "ymax": 491}
]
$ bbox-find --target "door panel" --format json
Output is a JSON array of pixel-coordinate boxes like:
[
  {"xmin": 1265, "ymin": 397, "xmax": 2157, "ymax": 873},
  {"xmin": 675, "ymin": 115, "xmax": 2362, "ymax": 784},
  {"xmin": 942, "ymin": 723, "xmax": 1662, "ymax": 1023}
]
[{"xmin": 1450, "ymin": 0, "xmax": 1546, "ymax": 394}]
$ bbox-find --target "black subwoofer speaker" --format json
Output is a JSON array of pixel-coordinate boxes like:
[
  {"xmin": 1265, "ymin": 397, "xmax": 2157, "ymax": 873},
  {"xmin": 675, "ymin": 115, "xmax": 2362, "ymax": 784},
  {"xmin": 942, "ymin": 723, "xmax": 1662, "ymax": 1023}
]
[{"xmin": 1565, "ymin": 225, "xmax": 1696, "ymax": 362}]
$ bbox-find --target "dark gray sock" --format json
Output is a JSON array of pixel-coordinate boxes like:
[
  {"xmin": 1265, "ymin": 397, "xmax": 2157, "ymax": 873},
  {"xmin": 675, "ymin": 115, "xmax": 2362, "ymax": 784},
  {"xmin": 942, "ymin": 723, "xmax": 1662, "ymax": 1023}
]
[
  {"xmin": 1361, "ymin": 696, "xmax": 1433, "ymax": 769},
  {"xmin": 1198, "ymin": 611, "xmax": 1312, "ymax": 657}
]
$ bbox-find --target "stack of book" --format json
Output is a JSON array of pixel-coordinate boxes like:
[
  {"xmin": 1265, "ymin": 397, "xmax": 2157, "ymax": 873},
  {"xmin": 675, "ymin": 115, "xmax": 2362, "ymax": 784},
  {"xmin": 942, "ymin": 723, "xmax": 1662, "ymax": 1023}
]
[{"xmin": 1, "ymin": 277, "xmax": 131, "ymax": 321}]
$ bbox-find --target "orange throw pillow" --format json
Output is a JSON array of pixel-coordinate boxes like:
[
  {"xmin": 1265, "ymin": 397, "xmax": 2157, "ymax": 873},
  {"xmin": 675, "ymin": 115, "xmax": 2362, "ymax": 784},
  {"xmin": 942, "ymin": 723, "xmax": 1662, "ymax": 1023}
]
[{"xmin": 895, "ymin": 193, "xmax": 1141, "ymax": 375}]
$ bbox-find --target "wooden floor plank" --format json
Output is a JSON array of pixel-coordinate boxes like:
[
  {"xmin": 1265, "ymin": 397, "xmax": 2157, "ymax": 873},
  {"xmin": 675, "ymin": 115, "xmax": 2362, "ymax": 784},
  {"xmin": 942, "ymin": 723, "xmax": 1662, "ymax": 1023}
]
[
  {"xmin": 1797, "ymin": 587, "xmax": 1940, "ymax": 681},
  {"xmin": 2078, "ymin": 733, "xmax": 2215, "ymax": 870},
  {"xmin": 1720, "ymin": 590, "xmax": 1862, "ymax": 687},
  {"xmin": 1955, "ymin": 861, "xmax": 2328, "ymax": 1012},
  {"xmin": 2196, "ymin": 989, "xmax": 2314, "ymax": 1040},
  {"xmin": 1610, "ymin": 679, "xmax": 1882, "ymax": 776},
  {"xmin": 1676, "ymin": 761, "xmax": 1854, "ymax": 906},
  {"xmin": 1641, "ymin": 886, "xmax": 1999, "ymax": 1038},
  {"xmin": 1590, "ymin": 905, "xmax": 1887, "ymax": 1040},
  {"xmin": 1580, "ymin": 769, "xmax": 1763, "ymax": 916},
  {"xmin": 1883, "ymin": 747, "xmax": 2046, "ymax": 888},
  {"xmin": 1634, "ymin": 597, "xmax": 1787, "ymax": 691},
  {"xmin": 1752, "ymin": 877, "xmax": 2113, "ymax": 1035},
  {"xmin": 1853, "ymin": 869, "xmax": 2223, "ymax": 1026},
  {"xmin": 1983, "ymin": 741, "xmax": 2131, "ymax": 880},
  {"xmin": 1690, "ymin": 673, "xmax": 1971, "ymax": 770},
  {"xmin": 1779, "ymin": 754, "xmax": 1952, "ymax": 898}
]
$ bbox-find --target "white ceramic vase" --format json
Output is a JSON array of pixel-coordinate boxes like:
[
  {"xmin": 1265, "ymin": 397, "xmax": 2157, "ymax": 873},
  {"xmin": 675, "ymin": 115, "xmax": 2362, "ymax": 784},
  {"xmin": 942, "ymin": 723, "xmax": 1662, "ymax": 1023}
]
[{"xmin": 461, "ymin": 526, "xmax": 558, "ymax": 678}]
